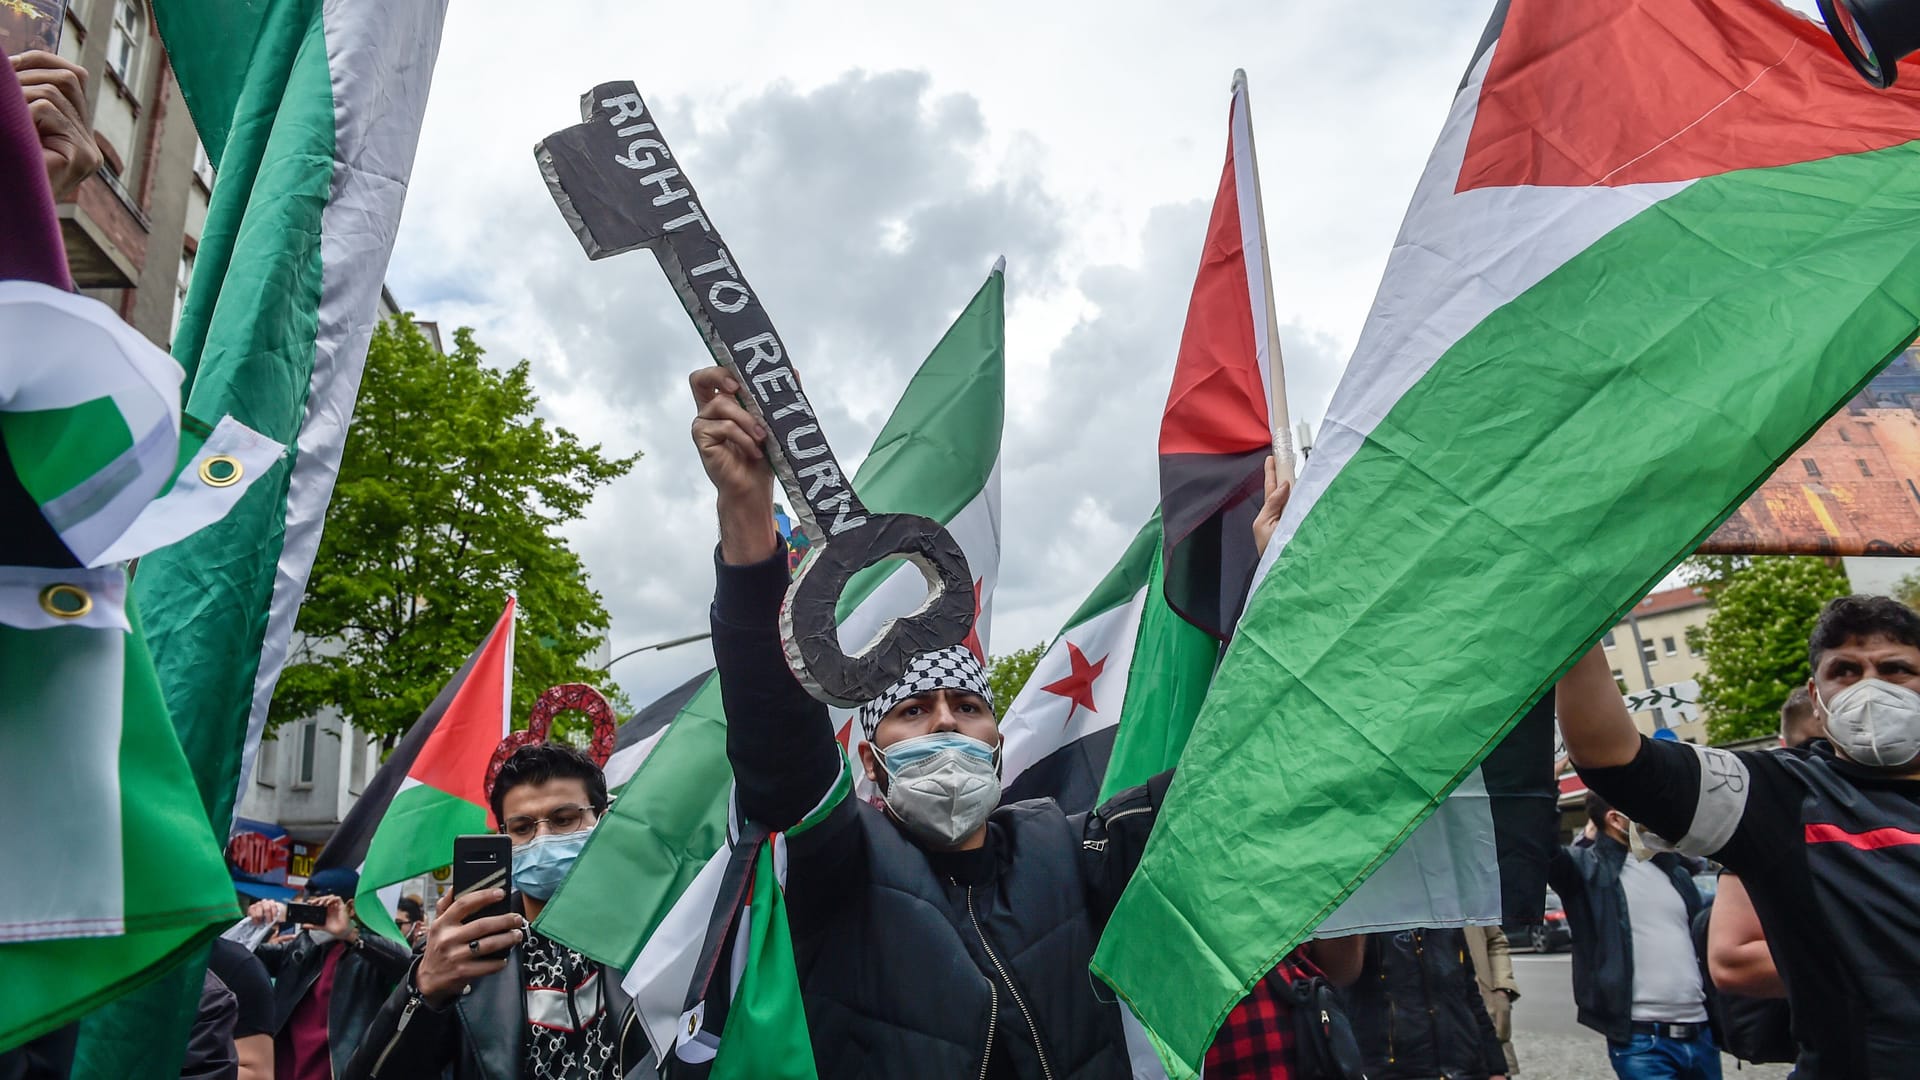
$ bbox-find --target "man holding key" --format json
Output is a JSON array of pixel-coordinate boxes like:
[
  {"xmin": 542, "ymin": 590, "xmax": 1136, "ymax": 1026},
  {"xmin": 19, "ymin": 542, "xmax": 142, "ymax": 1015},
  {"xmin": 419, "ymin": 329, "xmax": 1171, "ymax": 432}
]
[{"xmin": 687, "ymin": 365, "xmax": 1360, "ymax": 1079}]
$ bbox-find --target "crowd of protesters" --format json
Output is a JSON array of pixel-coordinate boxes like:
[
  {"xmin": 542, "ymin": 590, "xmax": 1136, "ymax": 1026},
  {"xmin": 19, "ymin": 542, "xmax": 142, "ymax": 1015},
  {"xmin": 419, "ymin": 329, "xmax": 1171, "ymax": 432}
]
[{"xmin": 11, "ymin": 44, "xmax": 1920, "ymax": 1080}]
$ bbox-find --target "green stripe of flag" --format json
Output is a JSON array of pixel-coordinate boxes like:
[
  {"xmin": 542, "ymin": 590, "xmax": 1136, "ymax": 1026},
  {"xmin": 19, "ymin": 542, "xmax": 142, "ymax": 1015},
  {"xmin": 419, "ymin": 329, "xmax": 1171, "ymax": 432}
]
[
  {"xmin": 1098, "ymin": 526, "xmax": 1217, "ymax": 803},
  {"xmin": 1093, "ymin": 142, "xmax": 1920, "ymax": 1074},
  {"xmin": 356, "ymin": 783, "xmax": 490, "ymax": 942}
]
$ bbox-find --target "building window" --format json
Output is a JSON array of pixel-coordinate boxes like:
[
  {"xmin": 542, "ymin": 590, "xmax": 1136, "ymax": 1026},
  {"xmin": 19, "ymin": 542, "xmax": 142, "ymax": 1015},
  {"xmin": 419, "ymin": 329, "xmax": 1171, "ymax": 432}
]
[
  {"xmin": 255, "ymin": 734, "xmax": 278, "ymax": 787},
  {"xmin": 348, "ymin": 729, "xmax": 370, "ymax": 794},
  {"xmin": 1641, "ymin": 639, "xmax": 1658, "ymax": 665},
  {"xmin": 293, "ymin": 717, "xmax": 317, "ymax": 788},
  {"xmin": 1602, "ymin": 631, "xmax": 1617, "ymax": 649},
  {"xmin": 192, "ymin": 140, "xmax": 215, "ymax": 190},
  {"xmin": 106, "ymin": 0, "xmax": 146, "ymax": 93},
  {"xmin": 170, "ymin": 250, "xmax": 192, "ymax": 346},
  {"xmin": 1612, "ymin": 670, "xmax": 1627, "ymax": 693},
  {"xmin": 1662, "ymin": 636, "xmax": 1677, "ymax": 656},
  {"xmin": 1803, "ymin": 458, "xmax": 1822, "ymax": 478},
  {"xmin": 1860, "ymin": 458, "xmax": 1874, "ymax": 478},
  {"xmin": 1688, "ymin": 636, "xmax": 1703, "ymax": 658}
]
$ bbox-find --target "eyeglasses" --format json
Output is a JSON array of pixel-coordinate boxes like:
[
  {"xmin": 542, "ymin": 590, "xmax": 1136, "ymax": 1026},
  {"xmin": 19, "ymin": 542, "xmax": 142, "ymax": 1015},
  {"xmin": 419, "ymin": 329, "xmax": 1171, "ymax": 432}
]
[{"xmin": 500, "ymin": 804, "xmax": 598, "ymax": 844}]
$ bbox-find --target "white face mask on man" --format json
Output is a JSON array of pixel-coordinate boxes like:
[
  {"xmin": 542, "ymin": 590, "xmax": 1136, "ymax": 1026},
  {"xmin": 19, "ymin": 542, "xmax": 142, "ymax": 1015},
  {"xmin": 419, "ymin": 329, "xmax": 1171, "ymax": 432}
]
[
  {"xmin": 1816, "ymin": 677, "xmax": 1920, "ymax": 769},
  {"xmin": 875, "ymin": 731, "xmax": 1002, "ymax": 848}
]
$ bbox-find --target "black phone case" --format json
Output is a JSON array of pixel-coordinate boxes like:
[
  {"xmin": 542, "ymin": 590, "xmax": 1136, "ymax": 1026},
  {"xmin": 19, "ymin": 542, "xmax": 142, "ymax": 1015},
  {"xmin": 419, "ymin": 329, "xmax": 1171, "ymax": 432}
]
[{"xmin": 450, "ymin": 834, "xmax": 514, "ymax": 927}]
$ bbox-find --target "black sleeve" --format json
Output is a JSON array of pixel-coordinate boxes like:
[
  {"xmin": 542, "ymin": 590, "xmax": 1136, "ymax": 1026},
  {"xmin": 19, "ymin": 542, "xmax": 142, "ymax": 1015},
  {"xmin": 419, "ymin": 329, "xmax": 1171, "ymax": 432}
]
[
  {"xmin": 352, "ymin": 930, "xmax": 415, "ymax": 982},
  {"xmin": 207, "ymin": 938, "xmax": 275, "ymax": 1038},
  {"xmin": 182, "ymin": 971, "xmax": 239, "ymax": 1080},
  {"xmin": 1460, "ymin": 955, "xmax": 1506, "ymax": 1075},
  {"xmin": 253, "ymin": 938, "xmax": 291, "ymax": 978},
  {"xmin": 340, "ymin": 964, "xmax": 461, "ymax": 1080},
  {"xmin": 1078, "ymin": 769, "xmax": 1175, "ymax": 931},
  {"xmin": 1575, "ymin": 737, "xmax": 1795, "ymax": 873},
  {"xmin": 711, "ymin": 546, "xmax": 843, "ymax": 831}
]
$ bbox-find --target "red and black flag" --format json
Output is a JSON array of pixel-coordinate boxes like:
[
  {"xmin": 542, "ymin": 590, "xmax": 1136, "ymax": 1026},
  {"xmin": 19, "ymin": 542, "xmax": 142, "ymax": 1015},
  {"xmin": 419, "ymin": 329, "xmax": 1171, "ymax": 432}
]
[{"xmin": 1158, "ymin": 71, "xmax": 1289, "ymax": 641}]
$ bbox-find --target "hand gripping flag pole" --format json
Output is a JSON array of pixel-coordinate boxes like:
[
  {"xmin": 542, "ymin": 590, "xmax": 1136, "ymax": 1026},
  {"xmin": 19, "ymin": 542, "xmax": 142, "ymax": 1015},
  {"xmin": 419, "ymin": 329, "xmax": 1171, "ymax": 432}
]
[{"xmin": 534, "ymin": 82, "xmax": 975, "ymax": 707}]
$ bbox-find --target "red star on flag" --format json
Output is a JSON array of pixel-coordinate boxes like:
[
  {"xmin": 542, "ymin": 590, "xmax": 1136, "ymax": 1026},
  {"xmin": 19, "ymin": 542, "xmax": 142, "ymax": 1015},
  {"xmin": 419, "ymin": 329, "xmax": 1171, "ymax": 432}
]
[{"xmin": 1040, "ymin": 642, "xmax": 1107, "ymax": 723}]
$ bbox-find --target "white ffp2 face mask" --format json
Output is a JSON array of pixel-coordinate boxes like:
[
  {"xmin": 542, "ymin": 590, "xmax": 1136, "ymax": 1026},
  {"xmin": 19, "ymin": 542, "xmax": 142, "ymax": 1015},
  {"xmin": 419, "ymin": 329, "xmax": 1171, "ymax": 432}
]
[
  {"xmin": 876, "ymin": 732, "xmax": 1001, "ymax": 848},
  {"xmin": 1818, "ymin": 678, "xmax": 1920, "ymax": 769}
]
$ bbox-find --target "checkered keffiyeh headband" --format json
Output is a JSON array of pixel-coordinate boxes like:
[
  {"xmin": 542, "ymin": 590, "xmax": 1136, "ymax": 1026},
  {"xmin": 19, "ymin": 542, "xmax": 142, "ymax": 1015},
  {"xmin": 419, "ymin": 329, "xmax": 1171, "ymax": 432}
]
[{"xmin": 855, "ymin": 645, "xmax": 995, "ymax": 739}]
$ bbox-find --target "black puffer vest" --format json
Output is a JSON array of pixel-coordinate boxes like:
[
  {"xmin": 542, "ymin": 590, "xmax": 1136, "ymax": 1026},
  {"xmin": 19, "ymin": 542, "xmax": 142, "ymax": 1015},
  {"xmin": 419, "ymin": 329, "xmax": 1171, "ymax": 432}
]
[{"xmin": 786, "ymin": 796, "xmax": 1131, "ymax": 1080}]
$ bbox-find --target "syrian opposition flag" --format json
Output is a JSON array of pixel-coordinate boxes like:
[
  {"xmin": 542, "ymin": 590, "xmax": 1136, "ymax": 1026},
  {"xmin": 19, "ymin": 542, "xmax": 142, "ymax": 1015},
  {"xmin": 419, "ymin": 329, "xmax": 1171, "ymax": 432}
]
[
  {"xmin": 1158, "ymin": 71, "xmax": 1288, "ymax": 642},
  {"xmin": 1094, "ymin": 2, "xmax": 1920, "ymax": 1072},
  {"xmin": 537, "ymin": 262, "xmax": 1007, "ymax": 1010},
  {"xmin": 307, "ymin": 599, "xmax": 515, "ymax": 944},
  {"xmin": 1001, "ymin": 514, "xmax": 1217, "ymax": 815}
]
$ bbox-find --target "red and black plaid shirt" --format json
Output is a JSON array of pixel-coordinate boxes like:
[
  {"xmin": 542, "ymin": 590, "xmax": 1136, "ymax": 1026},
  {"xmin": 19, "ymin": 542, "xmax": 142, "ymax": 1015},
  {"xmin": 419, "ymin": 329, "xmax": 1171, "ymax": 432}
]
[{"xmin": 1202, "ymin": 947, "xmax": 1321, "ymax": 1079}]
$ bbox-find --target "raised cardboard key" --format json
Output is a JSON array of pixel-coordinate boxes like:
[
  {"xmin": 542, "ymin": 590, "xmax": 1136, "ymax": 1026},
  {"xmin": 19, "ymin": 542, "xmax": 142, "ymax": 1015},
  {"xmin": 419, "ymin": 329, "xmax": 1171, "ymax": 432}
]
[{"xmin": 534, "ymin": 81, "xmax": 975, "ymax": 708}]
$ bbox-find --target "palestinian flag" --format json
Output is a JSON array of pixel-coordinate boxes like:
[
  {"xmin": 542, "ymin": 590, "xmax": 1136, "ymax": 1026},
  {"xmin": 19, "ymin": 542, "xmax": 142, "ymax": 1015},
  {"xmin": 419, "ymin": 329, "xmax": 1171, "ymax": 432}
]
[
  {"xmin": 604, "ymin": 669, "xmax": 714, "ymax": 791},
  {"xmin": 75, "ymin": 4, "xmax": 447, "ymax": 1061},
  {"xmin": 1094, "ymin": 2, "xmax": 1920, "ymax": 1072},
  {"xmin": 307, "ymin": 599, "xmax": 516, "ymax": 943},
  {"xmin": 537, "ymin": 261, "xmax": 1008, "ymax": 1012},
  {"xmin": 1158, "ymin": 71, "xmax": 1286, "ymax": 641},
  {"xmin": 664, "ymin": 761, "xmax": 850, "ymax": 1080}
]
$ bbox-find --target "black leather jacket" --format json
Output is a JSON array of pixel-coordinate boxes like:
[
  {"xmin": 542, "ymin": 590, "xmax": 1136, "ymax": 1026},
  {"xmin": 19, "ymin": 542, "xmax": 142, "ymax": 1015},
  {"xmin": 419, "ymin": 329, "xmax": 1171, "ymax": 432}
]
[
  {"xmin": 342, "ymin": 930, "xmax": 650, "ymax": 1080},
  {"xmin": 1547, "ymin": 836, "xmax": 1708, "ymax": 1043},
  {"xmin": 256, "ymin": 928, "xmax": 411, "ymax": 1077}
]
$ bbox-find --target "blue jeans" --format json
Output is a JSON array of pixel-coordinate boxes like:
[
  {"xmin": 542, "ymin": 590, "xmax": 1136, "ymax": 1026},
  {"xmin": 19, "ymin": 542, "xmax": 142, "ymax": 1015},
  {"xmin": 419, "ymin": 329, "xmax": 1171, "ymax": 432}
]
[{"xmin": 1607, "ymin": 1028, "xmax": 1723, "ymax": 1080}]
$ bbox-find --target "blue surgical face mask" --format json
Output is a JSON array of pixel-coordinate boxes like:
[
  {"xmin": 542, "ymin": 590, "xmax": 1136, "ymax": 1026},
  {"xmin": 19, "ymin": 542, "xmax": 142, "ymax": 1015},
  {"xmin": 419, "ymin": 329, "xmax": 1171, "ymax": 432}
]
[{"xmin": 511, "ymin": 828, "xmax": 593, "ymax": 900}]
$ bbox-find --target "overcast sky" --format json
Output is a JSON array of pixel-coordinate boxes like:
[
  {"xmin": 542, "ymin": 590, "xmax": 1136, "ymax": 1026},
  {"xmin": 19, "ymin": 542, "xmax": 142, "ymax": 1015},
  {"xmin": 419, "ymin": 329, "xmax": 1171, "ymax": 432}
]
[{"xmin": 384, "ymin": 1, "xmax": 1824, "ymax": 707}]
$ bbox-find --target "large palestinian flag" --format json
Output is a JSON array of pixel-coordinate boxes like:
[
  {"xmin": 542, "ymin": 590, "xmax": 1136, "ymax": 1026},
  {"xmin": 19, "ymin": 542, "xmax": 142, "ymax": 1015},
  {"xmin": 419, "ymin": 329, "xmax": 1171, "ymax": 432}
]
[
  {"xmin": 309, "ymin": 599, "xmax": 516, "ymax": 943},
  {"xmin": 1094, "ymin": 1, "xmax": 1920, "ymax": 1073},
  {"xmin": 537, "ymin": 263, "xmax": 1007, "ymax": 997},
  {"xmin": 1158, "ymin": 72, "xmax": 1284, "ymax": 641}
]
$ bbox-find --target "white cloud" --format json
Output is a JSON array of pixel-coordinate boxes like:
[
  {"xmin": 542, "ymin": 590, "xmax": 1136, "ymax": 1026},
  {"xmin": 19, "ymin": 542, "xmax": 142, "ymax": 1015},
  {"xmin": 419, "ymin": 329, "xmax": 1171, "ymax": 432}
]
[{"xmin": 386, "ymin": 0, "xmax": 1496, "ymax": 704}]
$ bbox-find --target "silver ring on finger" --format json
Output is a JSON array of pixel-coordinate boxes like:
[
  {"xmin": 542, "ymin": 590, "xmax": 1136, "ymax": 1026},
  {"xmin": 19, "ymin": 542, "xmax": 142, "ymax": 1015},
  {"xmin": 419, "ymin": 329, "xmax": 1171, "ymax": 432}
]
[{"xmin": 468, "ymin": 938, "xmax": 482, "ymax": 955}]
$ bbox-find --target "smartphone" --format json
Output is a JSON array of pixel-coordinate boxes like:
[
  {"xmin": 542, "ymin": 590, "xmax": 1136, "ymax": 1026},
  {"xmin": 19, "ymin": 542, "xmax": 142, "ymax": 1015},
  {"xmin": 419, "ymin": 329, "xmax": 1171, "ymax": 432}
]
[
  {"xmin": 450, "ymin": 834, "xmax": 514, "ymax": 957},
  {"xmin": 286, "ymin": 902, "xmax": 328, "ymax": 926}
]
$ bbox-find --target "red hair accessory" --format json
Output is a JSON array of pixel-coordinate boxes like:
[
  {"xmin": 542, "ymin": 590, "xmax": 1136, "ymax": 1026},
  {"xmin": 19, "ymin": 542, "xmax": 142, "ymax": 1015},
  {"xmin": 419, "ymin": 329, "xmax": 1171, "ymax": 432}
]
[{"xmin": 484, "ymin": 683, "xmax": 618, "ymax": 803}]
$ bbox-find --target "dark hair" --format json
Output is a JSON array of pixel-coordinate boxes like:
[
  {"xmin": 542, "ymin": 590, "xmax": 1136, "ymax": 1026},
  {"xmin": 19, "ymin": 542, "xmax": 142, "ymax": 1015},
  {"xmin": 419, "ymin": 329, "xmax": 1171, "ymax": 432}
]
[
  {"xmin": 396, "ymin": 896, "xmax": 425, "ymax": 923},
  {"xmin": 1585, "ymin": 791, "xmax": 1615, "ymax": 830},
  {"xmin": 1780, "ymin": 686, "xmax": 1818, "ymax": 747},
  {"xmin": 489, "ymin": 743, "xmax": 608, "ymax": 826},
  {"xmin": 1808, "ymin": 595, "xmax": 1920, "ymax": 672}
]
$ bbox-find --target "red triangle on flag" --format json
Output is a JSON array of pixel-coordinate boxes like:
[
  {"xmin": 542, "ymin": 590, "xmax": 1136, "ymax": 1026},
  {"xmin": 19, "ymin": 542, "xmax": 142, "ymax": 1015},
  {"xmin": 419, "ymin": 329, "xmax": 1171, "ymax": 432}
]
[
  {"xmin": 1459, "ymin": 0, "xmax": 1920, "ymax": 193},
  {"xmin": 407, "ymin": 597, "xmax": 516, "ymax": 823}
]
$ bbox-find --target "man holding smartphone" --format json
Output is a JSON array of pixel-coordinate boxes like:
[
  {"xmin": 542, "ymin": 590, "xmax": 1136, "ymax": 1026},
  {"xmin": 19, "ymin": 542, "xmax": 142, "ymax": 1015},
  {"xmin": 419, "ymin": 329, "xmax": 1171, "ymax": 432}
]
[
  {"xmin": 243, "ymin": 867, "xmax": 410, "ymax": 1080},
  {"xmin": 345, "ymin": 744, "xmax": 650, "ymax": 1080}
]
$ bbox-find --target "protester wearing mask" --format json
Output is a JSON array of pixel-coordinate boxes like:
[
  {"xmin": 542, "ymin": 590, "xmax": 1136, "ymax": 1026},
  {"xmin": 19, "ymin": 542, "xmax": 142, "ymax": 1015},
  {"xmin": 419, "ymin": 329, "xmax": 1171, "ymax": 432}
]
[
  {"xmin": 684, "ymin": 365, "xmax": 1362, "ymax": 1079},
  {"xmin": 395, "ymin": 894, "xmax": 428, "ymax": 949},
  {"xmin": 344, "ymin": 743, "xmax": 650, "ymax": 1080},
  {"xmin": 1558, "ymin": 595, "xmax": 1920, "ymax": 1077},
  {"xmin": 246, "ymin": 868, "xmax": 411, "ymax": 1080},
  {"xmin": 1549, "ymin": 794, "xmax": 1718, "ymax": 1079}
]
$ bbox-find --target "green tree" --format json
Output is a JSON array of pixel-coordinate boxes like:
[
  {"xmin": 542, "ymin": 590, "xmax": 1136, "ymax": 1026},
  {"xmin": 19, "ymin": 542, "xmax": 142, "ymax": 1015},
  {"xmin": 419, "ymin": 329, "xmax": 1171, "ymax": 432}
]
[
  {"xmin": 1893, "ymin": 569, "xmax": 1920, "ymax": 611},
  {"xmin": 1694, "ymin": 556, "xmax": 1851, "ymax": 743},
  {"xmin": 988, "ymin": 643, "xmax": 1047, "ymax": 709},
  {"xmin": 270, "ymin": 316, "xmax": 639, "ymax": 749}
]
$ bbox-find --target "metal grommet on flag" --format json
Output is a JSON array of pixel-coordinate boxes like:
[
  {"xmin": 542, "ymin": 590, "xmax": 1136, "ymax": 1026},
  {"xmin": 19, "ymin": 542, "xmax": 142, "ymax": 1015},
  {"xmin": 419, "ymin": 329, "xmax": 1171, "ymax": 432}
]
[
  {"xmin": 198, "ymin": 454, "xmax": 243, "ymax": 488},
  {"xmin": 37, "ymin": 584, "xmax": 92, "ymax": 619}
]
